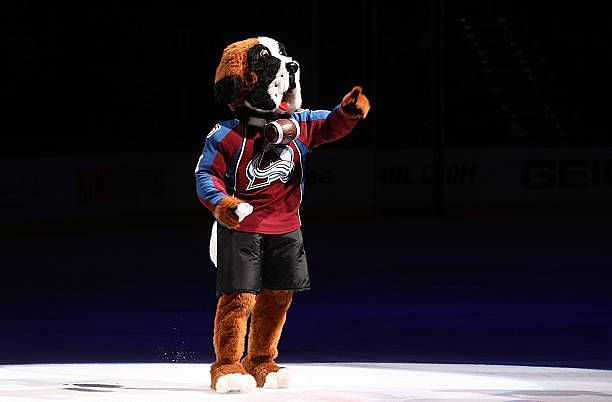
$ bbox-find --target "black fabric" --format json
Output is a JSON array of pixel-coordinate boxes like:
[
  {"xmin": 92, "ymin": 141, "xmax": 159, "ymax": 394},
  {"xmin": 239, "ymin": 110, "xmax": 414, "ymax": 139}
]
[{"xmin": 216, "ymin": 225, "xmax": 310, "ymax": 297}]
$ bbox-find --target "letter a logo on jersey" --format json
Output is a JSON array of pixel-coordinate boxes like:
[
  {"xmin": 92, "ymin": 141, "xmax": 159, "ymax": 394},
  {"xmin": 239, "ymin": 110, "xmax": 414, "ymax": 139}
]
[{"xmin": 246, "ymin": 145, "xmax": 295, "ymax": 190}]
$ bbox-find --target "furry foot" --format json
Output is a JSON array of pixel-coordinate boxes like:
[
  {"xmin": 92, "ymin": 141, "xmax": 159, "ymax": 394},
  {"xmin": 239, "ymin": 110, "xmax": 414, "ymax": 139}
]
[
  {"xmin": 242, "ymin": 359, "xmax": 284, "ymax": 388},
  {"xmin": 263, "ymin": 367, "xmax": 291, "ymax": 389},
  {"xmin": 213, "ymin": 373, "xmax": 256, "ymax": 394}
]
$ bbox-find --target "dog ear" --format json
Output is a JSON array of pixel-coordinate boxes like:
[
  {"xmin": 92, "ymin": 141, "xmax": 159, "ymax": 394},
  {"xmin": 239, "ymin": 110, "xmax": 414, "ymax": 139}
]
[
  {"xmin": 214, "ymin": 75, "xmax": 244, "ymax": 106},
  {"xmin": 213, "ymin": 38, "xmax": 260, "ymax": 108}
]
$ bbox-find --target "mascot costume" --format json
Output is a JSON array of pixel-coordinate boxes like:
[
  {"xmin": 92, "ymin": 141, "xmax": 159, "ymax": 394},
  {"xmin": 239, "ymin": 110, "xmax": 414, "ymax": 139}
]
[{"xmin": 194, "ymin": 36, "xmax": 370, "ymax": 393}]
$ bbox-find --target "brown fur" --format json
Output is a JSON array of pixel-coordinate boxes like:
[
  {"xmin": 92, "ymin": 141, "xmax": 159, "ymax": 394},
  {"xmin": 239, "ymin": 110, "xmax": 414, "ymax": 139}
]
[
  {"xmin": 242, "ymin": 289, "xmax": 293, "ymax": 387},
  {"xmin": 214, "ymin": 196, "xmax": 243, "ymax": 229},
  {"xmin": 214, "ymin": 38, "xmax": 259, "ymax": 110},
  {"xmin": 241, "ymin": 360, "xmax": 280, "ymax": 388},
  {"xmin": 210, "ymin": 292, "xmax": 257, "ymax": 391},
  {"xmin": 340, "ymin": 86, "xmax": 371, "ymax": 119},
  {"xmin": 214, "ymin": 38, "xmax": 258, "ymax": 84}
]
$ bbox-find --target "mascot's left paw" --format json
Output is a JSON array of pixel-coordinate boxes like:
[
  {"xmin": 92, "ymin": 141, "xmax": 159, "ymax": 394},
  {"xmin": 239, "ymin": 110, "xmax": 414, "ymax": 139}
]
[
  {"xmin": 243, "ymin": 359, "xmax": 291, "ymax": 388},
  {"xmin": 214, "ymin": 196, "xmax": 243, "ymax": 229},
  {"xmin": 263, "ymin": 367, "xmax": 291, "ymax": 389}
]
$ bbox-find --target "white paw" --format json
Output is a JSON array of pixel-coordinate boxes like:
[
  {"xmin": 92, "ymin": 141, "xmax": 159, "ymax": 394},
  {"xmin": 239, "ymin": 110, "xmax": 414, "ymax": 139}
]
[
  {"xmin": 214, "ymin": 373, "xmax": 256, "ymax": 393},
  {"xmin": 263, "ymin": 368, "xmax": 291, "ymax": 389}
]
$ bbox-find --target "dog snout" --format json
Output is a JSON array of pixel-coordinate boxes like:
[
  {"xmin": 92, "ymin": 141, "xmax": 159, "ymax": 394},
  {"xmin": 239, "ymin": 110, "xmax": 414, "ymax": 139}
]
[{"xmin": 286, "ymin": 62, "xmax": 299, "ymax": 74}]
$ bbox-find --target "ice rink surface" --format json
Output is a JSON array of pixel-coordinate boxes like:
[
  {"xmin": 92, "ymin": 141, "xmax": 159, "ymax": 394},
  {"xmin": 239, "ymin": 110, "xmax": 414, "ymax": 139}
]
[
  {"xmin": 2, "ymin": 217, "xmax": 611, "ymax": 401},
  {"xmin": 1, "ymin": 362, "xmax": 612, "ymax": 401}
]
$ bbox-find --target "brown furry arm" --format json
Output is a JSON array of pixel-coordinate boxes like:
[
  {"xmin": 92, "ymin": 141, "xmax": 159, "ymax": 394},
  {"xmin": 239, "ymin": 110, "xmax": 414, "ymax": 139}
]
[{"xmin": 214, "ymin": 196, "xmax": 244, "ymax": 229}]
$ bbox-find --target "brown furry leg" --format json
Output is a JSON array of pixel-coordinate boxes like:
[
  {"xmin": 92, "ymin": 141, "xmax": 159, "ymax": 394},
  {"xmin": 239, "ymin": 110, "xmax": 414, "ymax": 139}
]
[
  {"xmin": 242, "ymin": 289, "xmax": 293, "ymax": 387},
  {"xmin": 210, "ymin": 292, "xmax": 256, "ymax": 391}
]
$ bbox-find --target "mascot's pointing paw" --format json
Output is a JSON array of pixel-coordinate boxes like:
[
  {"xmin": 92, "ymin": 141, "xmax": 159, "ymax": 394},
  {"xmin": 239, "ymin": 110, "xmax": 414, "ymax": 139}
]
[
  {"xmin": 194, "ymin": 36, "xmax": 370, "ymax": 393},
  {"xmin": 340, "ymin": 86, "xmax": 371, "ymax": 119}
]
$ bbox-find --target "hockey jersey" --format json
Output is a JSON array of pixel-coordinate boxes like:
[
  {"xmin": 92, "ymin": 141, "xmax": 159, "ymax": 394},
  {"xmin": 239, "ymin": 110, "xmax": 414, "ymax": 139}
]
[{"xmin": 195, "ymin": 106, "xmax": 359, "ymax": 234}]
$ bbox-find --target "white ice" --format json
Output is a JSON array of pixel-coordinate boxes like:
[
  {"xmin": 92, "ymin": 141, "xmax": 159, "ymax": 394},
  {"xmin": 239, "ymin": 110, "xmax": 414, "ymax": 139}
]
[{"xmin": 1, "ymin": 362, "xmax": 611, "ymax": 401}]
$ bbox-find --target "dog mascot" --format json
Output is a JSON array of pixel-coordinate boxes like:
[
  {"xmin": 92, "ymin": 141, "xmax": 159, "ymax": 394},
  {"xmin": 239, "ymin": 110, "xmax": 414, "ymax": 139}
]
[{"xmin": 195, "ymin": 37, "xmax": 370, "ymax": 393}]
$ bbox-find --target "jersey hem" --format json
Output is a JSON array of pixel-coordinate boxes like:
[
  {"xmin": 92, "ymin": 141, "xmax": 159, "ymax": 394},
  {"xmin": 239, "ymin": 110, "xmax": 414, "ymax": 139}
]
[{"xmin": 232, "ymin": 223, "xmax": 302, "ymax": 235}]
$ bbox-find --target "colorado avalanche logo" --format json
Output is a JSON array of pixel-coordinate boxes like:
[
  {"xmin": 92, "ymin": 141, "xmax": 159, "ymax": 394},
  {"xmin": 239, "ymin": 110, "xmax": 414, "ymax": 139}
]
[{"xmin": 246, "ymin": 144, "xmax": 295, "ymax": 190}]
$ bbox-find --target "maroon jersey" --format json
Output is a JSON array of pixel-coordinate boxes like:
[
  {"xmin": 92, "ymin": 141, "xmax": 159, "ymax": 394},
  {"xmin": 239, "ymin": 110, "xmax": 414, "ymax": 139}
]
[{"xmin": 195, "ymin": 107, "xmax": 359, "ymax": 234}]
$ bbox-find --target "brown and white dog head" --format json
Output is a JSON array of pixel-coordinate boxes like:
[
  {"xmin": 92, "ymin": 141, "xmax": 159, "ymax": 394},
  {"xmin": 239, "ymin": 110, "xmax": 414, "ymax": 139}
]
[{"xmin": 214, "ymin": 37, "xmax": 302, "ymax": 114}]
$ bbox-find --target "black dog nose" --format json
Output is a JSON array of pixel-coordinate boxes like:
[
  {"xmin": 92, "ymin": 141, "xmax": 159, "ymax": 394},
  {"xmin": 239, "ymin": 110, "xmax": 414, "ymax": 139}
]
[{"xmin": 286, "ymin": 62, "xmax": 299, "ymax": 74}]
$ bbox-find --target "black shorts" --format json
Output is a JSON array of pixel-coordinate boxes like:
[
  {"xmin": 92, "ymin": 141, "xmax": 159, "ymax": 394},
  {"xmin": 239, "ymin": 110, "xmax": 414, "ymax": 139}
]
[{"xmin": 215, "ymin": 225, "xmax": 311, "ymax": 297}]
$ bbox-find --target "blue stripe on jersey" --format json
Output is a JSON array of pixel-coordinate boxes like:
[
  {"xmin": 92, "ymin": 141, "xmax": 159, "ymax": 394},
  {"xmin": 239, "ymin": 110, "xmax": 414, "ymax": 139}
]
[
  {"xmin": 292, "ymin": 109, "xmax": 330, "ymax": 123},
  {"xmin": 195, "ymin": 120, "xmax": 239, "ymax": 206}
]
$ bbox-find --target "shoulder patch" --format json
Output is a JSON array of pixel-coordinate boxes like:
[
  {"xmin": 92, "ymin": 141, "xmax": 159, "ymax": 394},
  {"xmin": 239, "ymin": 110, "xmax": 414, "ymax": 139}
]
[
  {"xmin": 206, "ymin": 123, "xmax": 221, "ymax": 139},
  {"xmin": 205, "ymin": 119, "xmax": 240, "ymax": 141}
]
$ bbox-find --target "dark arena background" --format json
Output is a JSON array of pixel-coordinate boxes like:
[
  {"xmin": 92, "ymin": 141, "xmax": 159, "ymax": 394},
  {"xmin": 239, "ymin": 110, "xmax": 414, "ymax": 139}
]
[{"xmin": 2, "ymin": 1, "xmax": 612, "ymax": 400}]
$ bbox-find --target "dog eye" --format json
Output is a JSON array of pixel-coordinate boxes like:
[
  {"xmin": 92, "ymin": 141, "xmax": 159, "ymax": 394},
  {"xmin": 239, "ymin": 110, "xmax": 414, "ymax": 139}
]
[{"xmin": 259, "ymin": 49, "xmax": 270, "ymax": 57}]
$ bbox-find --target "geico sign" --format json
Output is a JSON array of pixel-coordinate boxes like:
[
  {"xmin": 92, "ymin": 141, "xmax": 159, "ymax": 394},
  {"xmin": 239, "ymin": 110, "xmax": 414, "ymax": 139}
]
[{"xmin": 521, "ymin": 160, "xmax": 612, "ymax": 189}]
